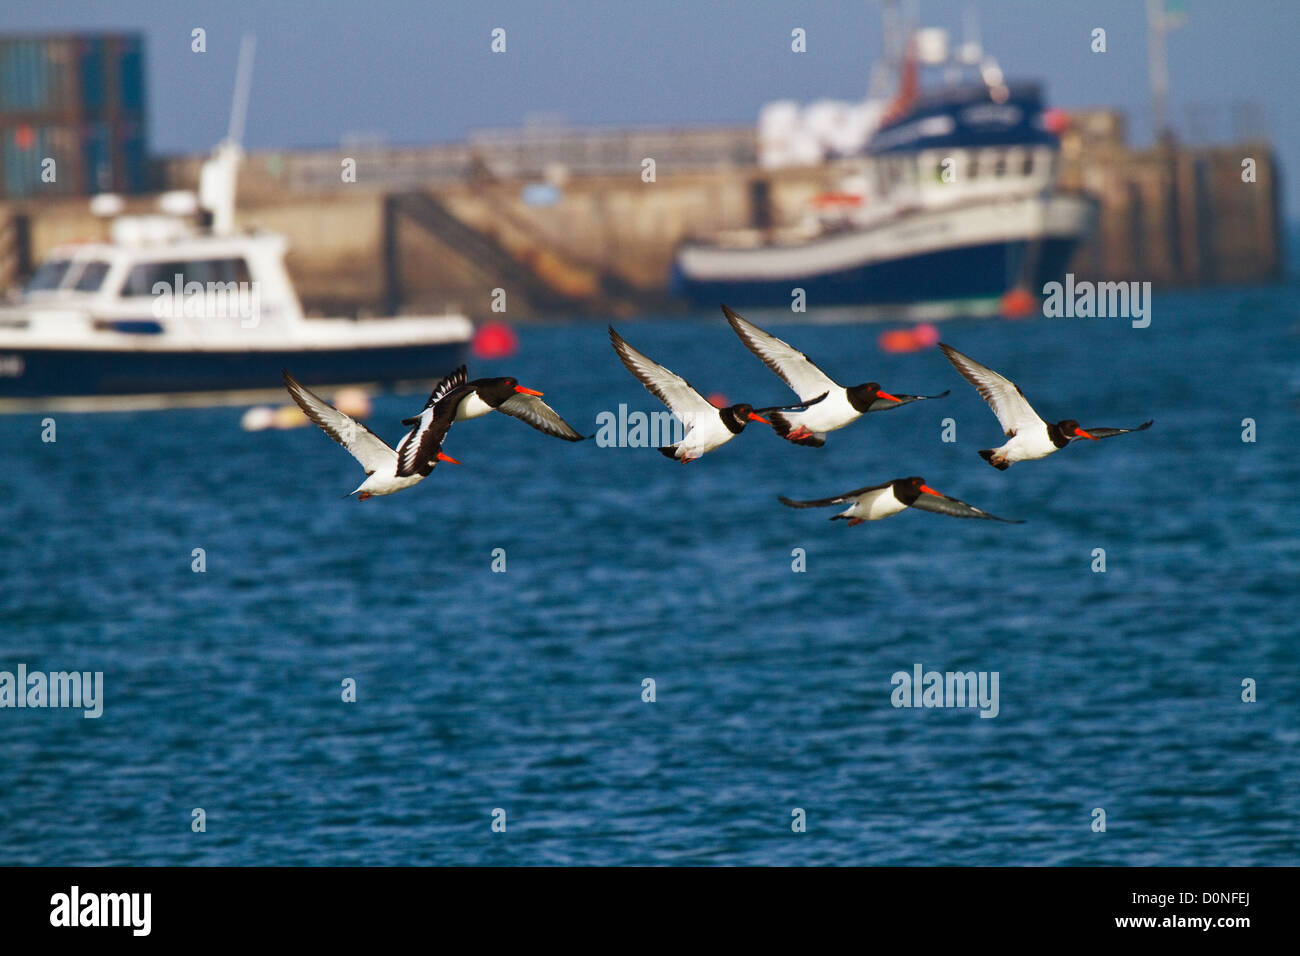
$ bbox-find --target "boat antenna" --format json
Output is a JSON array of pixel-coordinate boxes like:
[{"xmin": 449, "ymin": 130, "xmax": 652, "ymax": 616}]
[
  {"xmin": 868, "ymin": 0, "xmax": 904, "ymax": 101},
  {"xmin": 228, "ymin": 33, "xmax": 257, "ymax": 147},
  {"xmin": 199, "ymin": 33, "xmax": 256, "ymax": 236}
]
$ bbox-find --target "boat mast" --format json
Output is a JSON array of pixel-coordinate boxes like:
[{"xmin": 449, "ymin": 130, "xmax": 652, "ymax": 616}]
[
  {"xmin": 868, "ymin": 0, "xmax": 904, "ymax": 101},
  {"xmin": 199, "ymin": 33, "xmax": 256, "ymax": 236},
  {"xmin": 1146, "ymin": 0, "xmax": 1170, "ymax": 142}
]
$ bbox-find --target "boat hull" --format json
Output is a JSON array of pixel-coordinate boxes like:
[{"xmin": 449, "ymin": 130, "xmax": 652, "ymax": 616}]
[
  {"xmin": 0, "ymin": 340, "xmax": 469, "ymax": 409},
  {"xmin": 672, "ymin": 194, "xmax": 1096, "ymax": 315}
]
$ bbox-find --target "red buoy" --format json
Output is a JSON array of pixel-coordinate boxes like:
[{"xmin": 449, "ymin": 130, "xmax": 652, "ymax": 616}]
[
  {"xmin": 472, "ymin": 322, "xmax": 518, "ymax": 359},
  {"xmin": 1000, "ymin": 288, "xmax": 1039, "ymax": 319}
]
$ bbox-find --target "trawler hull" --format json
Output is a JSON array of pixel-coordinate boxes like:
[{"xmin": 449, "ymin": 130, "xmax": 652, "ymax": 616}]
[{"xmin": 672, "ymin": 194, "xmax": 1096, "ymax": 315}]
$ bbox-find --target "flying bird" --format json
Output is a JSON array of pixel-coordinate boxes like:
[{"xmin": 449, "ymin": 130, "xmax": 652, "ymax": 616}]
[
  {"xmin": 283, "ymin": 369, "xmax": 461, "ymax": 500},
  {"xmin": 401, "ymin": 365, "xmax": 586, "ymax": 441},
  {"xmin": 608, "ymin": 325, "xmax": 821, "ymax": 462},
  {"xmin": 939, "ymin": 343, "xmax": 1152, "ymax": 470},
  {"xmin": 779, "ymin": 476, "xmax": 1023, "ymax": 526},
  {"xmin": 723, "ymin": 304, "xmax": 947, "ymax": 447}
]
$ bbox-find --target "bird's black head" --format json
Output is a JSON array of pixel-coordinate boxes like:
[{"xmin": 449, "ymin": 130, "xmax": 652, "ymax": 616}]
[
  {"xmin": 846, "ymin": 382, "xmax": 902, "ymax": 412},
  {"xmin": 893, "ymin": 476, "xmax": 926, "ymax": 504},
  {"xmin": 477, "ymin": 376, "xmax": 544, "ymax": 407},
  {"xmin": 720, "ymin": 402, "xmax": 770, "ymax": 434},
  {"xmin": 1055, "ymin": 418, "xmax": 1097, "ymax": 442}
]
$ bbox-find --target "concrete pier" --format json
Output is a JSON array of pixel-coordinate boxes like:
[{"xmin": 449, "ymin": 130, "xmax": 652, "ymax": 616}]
[{"xmin": 0, "ymin": 117, "xmax": 1282, "ymax": 318}]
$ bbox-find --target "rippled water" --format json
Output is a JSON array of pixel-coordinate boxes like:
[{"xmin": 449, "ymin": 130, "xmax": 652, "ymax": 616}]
[{"xmin": 1, "ymin": 282, "xmax": 1298, "ymax": 865}]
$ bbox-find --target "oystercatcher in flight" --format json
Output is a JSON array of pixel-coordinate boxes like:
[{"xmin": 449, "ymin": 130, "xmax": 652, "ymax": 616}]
[
  {"xmin": 779, "ymin": 476, "xmax": 1023, "ymax": 526},
  {"xmin": 939, "ymin": 343, "xmax": 1152, "ymax": 470},
  {"xmin": 723, "ymin": 305, "xmax": 947, "ymax": 447},
  {"xmin": 609, "ymin": 326, "xmax": 823, "ymax": 462},
  {"xmin": 283, "ymin": 369, "xmax": 461, "ymax": 500},
  {"xmin": 400, "ymin": 365, "xmax": 586, "ymax": 442}
]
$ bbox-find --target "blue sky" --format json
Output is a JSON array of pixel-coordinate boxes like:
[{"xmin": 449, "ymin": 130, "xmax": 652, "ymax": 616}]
[{"xmin": 5, "ymin": 1, "xmax": 1297, "ymax": 214}]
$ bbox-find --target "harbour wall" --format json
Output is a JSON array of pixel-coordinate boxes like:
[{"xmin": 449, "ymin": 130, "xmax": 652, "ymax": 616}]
[{"xmin": 0, "ymin": 115, "xmax": 1282, "ymax": 319}]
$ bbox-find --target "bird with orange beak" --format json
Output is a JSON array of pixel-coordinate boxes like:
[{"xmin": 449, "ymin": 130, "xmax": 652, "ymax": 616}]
[
  {"xmin": 609, "ymin": 326, "xmax": 823, "ymax": 463},
  {"xmin": 938, "ymin": 343, "xmax": 1152, "ymax": 470},
  {"xmin": 723, "ymin": 305, "xmax": 948, "ymax": 447},
  {"xmin": 780, "ymin": 476, "xmax": 1023, "ymax": 525},
  {"xmin": 407, "ymin": 366, "xmax": 588, "ymax": 442}
]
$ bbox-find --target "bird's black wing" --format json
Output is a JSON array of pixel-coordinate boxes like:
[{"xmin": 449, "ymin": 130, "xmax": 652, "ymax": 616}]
[
  {"xmin": 910, "ymin": 490, "xmax": 1024, "ymax": 523},
  {"xmin": 497, "ymin": 393, "xmax": 588, "ymax": 441},
  {"xmin": 865, "ymin": 390, "xmax": 950, "ymax": 413},
  {"xmin": 777, "ymin": 480, "xmax": 892, "ymax": 509},
  {"xmin": 1072, "ymin": 420, "xmax": 1154, "ymax": 442}
]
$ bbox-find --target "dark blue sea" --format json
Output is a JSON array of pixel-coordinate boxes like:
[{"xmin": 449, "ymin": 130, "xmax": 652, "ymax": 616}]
[{"xmin": 2, "ymin": 282, "xmax": 1297, "ymax": 866}]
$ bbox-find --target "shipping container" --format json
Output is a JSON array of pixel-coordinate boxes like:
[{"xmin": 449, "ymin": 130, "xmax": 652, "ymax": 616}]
[
  {"xmin": 76, "ymin": 35, "xmax": 105, "ymax": 113},
  {"xmin": 2, "ymin": 124, "xmax": 80, "ymax": 197},
  {"xmin": 0, "ymin": 37, "xmax": 77, "ymax": 114},
  {"xmin": 117, "ymin": 117, "xmax": 149, "ymax": 192},
  {"xmin": 0, "ymin": 32, "xmax": 148, "ymax": 197}
]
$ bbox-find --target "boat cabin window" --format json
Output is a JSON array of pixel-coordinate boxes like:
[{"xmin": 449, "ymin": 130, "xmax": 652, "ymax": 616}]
[
  {"xmin": 26, "ymin": 259, "xmax": 73, "ymax": 292},
  {"xmin": 120, "ymin": 258, "xmax": 253, "ymax": 297},
  {"xmin": 72, "ymin": 261, "xmax": 111, "ymax": 292}
]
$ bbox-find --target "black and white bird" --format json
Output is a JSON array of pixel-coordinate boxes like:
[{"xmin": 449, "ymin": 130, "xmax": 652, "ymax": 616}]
[
  {"xmin": 398, "ymin": 366, "xmax": 586, "ymax": 442},
  {"xmin": 609, "ymin": 326, "xmax": 821, "ymax": 462},
  {"xmin": 723, "ymin": 304, "xmax": 947, "ymax": 447},
  {"xmin": 779, "ymin": 476, "xmax": 1023, "ymax": 526},
  {"xmin": 283, "ymin": 369, "xmax": 461, "ymax": 500},
  {"xmin": 939, "ymin": 343, "xmax": 1153, "ymax": 470}
]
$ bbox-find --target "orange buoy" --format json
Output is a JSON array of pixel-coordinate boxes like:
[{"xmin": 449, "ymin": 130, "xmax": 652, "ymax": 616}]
[
  {"xmin": 706, "ymin": 392, "xmax": 729, "ymax": 409},
  {"xmin": 878, "ymin": 322, "xmax": 940, "ymax": 353},
  {"xmin": 1000, "ymin": 287, "xmax": 1039, "ymax": 319},
  {"xmin": 1042, "ymin": 108, "xmax": 1071, "ymax": 135},
  {"xmin": 472, "ymin": 322, "xmax": 518, "ymax": 359}
]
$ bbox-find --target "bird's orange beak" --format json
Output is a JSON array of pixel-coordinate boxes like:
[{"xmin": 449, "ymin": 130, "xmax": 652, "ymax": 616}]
[
  {"xmin": 748, "ymin": 412, "xmax": 771, "ymax": 425},
  {"xmin": 919, "ymin": 484, "xmax": 944, "ymax": 497},
  {"xmin": 514, "ymin": 385, "xmax": 544, "ymax": 396},
  {"xmin": 1074, "ymin": 427, "xmax": 1098, "ymax": 440},
  {"xmin": 437, "ymin": 451, "xmax": 461, "ymax": 464},
  {"xmin": 877, "ymin": 390, "xmax": 902, "ymax": 402}
]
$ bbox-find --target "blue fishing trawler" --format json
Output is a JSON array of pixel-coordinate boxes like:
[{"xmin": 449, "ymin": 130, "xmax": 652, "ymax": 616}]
[{"xmin": 671, "ymin": 29, "xmax": 1097, "ymax": 317}]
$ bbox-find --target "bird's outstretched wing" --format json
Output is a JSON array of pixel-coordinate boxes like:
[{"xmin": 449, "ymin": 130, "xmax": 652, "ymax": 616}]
[
  {"xmin": 282, "ymin": 370, "xmax": 394, "ymax": 475},
  {"xmin": 754, "ymin": 391, "xmax": 829, "ymax": 415},
  {"xmin": 910, "ymin": 489, "xmax": 1024, "ymax": 523},
  {"xmin": 723, "ymin": 305, "xmax": 840, "ymax": 402},
  {"xmin": 1072, "ymin": 420, "xmax": 1154, "ymax": 442},
  {"xmin": 939, "ymin": 343, "xmax": 1042, "ymax": 436},
  {"xmin": 497, "ymin": 393, "xmax": 588, "ymax": 441},
  {"xmin": 777, "ymin": 481, "xmax": 892, "ymax": 509},
  {"xmin": 609, "ymin": 326, "xmax": 716, "ymax": 424},
  {"xmin": 394, "ymin": 407, "xmax": 456, "ymax": 478},
  {"xmin": 865, "ymin": 390, "xmax": 950, "ymax": 413},
  {"xmin": 415, "ymin": 365, "xmax": 468, "ymax": 413},
  {"xmin": 394, "ymin": 381, "xmax": 463, "ymax": 478}
]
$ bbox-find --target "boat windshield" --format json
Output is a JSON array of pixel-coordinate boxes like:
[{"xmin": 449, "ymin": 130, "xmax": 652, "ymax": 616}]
[
  {"xmin": 26, "ymin": 259, "xmax": 73, "ymax": 292},
  {"xmin": 72, "ymin": 261, "xmax": 111, "ymax": 292}
]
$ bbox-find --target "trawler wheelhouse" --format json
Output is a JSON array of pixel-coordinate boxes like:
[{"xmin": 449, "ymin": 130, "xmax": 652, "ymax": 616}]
[{"xmin": 864, "ymin": 83, "xmax": 1062, "ymax": 212}]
